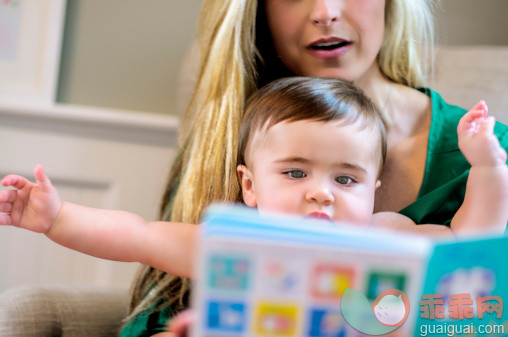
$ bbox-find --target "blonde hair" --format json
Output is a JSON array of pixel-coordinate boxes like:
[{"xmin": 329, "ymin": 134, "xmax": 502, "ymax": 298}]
[
  {"xmin": 380, "ymin": 0, "xmax": 437, "ymax": 87},
  {"xmin": 126, "ymin": 0, "xmax": 436, "ymax": 324}
]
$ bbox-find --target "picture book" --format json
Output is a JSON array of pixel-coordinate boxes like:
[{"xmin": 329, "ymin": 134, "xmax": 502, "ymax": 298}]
[{"xmin": 190, "ymin": 205, "xmax": 507, "ymax": 337}]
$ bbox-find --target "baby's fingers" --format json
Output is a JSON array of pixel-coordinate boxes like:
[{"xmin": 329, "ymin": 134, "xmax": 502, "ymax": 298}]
[
  {"xmin": 168, "ymin": 310, "xmax": 195, "ymax": 337},
  {"xmin": 457, "ymin": 101, "xmax": 488, "ymax": 135},
  {"xmin": 479, "ymin": 116, "xmax": 507, "ymax": 164},
  {"xmin": 0, "ymin": 189, "xmax": 17, "ymax": 203},
  {"xmin": 0, "ymin": 202, "xmax": 13, "ymax": 213},
  {"xmin": 0, "ymin": 214, "xmax": 13, "ymax": 227},
  {"xmin": 478, "ymin": 116, "xmax": 496, "ymax": 135},
  {"xmin": 34, "ymin": 165, "xmax": 54, "ymax": 192},
  {"xmin": 469, "ymin": 100, "xmax": 488, "ymax": 117},
  {"xmin": 457, "ymin": 111, "xmax": 484, "ymax": 135},
  {"xmin": 1, "ymin": 175, "xmax": 29, "ymax": 190}
]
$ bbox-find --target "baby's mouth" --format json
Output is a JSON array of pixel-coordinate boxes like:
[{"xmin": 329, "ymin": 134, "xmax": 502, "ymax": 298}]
[{"xmin": 306, "ymin": 212, "xmax": 332, "ymax": 221}]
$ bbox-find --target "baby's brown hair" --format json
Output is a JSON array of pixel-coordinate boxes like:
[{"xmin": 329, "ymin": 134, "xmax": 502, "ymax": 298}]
[{"xmin": 238, "ymin": 77, "xmax": 387, "ymax": 177}]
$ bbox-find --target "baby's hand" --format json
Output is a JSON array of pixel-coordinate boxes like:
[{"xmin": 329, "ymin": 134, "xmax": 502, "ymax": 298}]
[
  {"xmin": 457, "ymin": 101, "xmax": 507, "ymax": 167},
  {"xmin": 0, "ymin": 165, "xmax": 61, "ymax": 234}
]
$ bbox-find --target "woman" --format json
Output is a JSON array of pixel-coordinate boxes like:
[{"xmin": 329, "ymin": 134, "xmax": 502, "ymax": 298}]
[{"xmin": 120, "ymin": 0, "xmax": 508, "ymax": 336}]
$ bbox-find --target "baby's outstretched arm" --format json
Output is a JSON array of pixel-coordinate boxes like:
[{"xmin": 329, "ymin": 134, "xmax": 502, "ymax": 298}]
[
  {"xmin": 452, "ymin": 101, "xmax": 508, "ymax": 236},
  {"xmin": 0, "ymin": 165, "xmax": 197, "ymax": 277}
]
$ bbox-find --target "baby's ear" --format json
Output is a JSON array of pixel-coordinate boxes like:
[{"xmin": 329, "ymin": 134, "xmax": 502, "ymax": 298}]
[{"xmin": 237, "ymin": 165, "xmax": 257, "ymax": 207}]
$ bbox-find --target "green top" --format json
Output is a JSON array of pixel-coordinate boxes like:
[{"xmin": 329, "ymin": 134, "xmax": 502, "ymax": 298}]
[
  {"xmin": 119, "ymin": 88, "xmax": 508, "ymax": 336},
  {"xmin": 119, "ymin": 299, "xmax": 173, "ymax": 336},
  {"xmin": 400, "ymin": 89, "xmax": 508, "ymax": 225}
]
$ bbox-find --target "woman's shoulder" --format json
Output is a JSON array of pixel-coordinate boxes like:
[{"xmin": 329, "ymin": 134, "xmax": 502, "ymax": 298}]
[{"xmin": 425, "ymin": 88, "xmax": 466, "ymax": 130}]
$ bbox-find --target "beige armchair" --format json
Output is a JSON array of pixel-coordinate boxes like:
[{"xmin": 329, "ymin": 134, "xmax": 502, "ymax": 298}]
[{"xmin": 0, "ymin": 286, "xmax": 128, "ymax": 337}]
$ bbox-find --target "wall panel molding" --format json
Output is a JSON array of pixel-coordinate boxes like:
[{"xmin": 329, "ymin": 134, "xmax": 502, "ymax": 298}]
[{"xmin": 0, "ymin": 103, "xmax": 179, "ymax": 147}]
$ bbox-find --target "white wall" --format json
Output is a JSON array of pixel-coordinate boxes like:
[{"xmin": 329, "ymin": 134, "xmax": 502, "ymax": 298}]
[
  {"xmin": 433, "ymin": 1, "xmax": 508, "ymax": 120},
  {"xmin": 0, "ymin": 104, "xmax": 178, "ymax": 293},
  {"xmin": 57, "ymin": 0, "xmax": 203, "ymax": 115},
  {"xmin": 435, "ymin": 0, "xmax": 508, "ymax": 46}
]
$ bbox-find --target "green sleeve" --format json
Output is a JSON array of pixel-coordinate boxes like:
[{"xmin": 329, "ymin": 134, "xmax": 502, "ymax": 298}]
[
  {"xmin": 399, "ymin": 89, "xmax": 508, "ymax": 226},
  {"xmin": 119, "ymin": 300, "xmax": 173, "ymax": 337}
]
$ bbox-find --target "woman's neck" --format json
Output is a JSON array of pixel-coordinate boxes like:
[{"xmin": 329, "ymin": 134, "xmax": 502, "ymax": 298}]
[
  {"xmin": 355, "ymin": 64, "xmax": 431, "ymax": 137},
  {"xmin": 359, "ymin": 66, "xmax": 432, "ymax": 213},
  {"xmin": 354, "ymin": 65, "xmax": 393, "ymax": 113}
]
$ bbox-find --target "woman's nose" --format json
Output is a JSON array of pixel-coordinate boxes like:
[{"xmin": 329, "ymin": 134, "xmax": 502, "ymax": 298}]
[
  {"xmin": 306, "ymin": 183, "xmax": 334, "ymax": 205},
  {"xmin": 311, "ymin": 0, "xmax": 341, "ymax": 26}
]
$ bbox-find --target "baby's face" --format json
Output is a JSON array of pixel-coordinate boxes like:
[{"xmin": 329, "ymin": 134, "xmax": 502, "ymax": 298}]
[{"xmin": 238, "ymin": 119, "xmax": 381, "ymax": 224}]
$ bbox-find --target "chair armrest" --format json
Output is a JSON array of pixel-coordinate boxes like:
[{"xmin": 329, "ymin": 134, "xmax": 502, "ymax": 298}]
[{"xmin": 0, "ymin": 285, "xmax": 129, "ymax": 337}]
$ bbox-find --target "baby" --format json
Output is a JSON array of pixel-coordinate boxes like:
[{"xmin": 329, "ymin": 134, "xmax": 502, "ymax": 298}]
[
  {"xmin": 0, "ymin": 77, "xmax": 506, "ymax": 279},
  {"xmin": 236, "ymin": 77, "xmax": 507, "ymax": 235}
]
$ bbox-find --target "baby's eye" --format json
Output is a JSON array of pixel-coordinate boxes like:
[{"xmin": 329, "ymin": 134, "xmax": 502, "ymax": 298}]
[
  {"xmin": 335, "ymin": 176, "xmax": 354, "ymax": 185},
  {"xmin": 284, "ymin": 170, "xmax": 306, "ymax": 179}
]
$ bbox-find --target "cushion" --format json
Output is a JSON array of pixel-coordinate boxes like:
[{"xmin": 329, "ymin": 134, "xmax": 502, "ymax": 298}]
[{"xmin": 0, "ymin": 285, "xmax": 128, "ymax": 337}]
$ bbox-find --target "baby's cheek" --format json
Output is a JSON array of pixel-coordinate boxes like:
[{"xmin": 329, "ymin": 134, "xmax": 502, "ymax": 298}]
[
  {"xmin": 352, "ymin": 210, "xmax": 373, "ymax": 225},
  {"xmin": 257, "ymin": 192, "xmax": 299, "ymax": 215},
  {"xmin": 349, "ymin": 197, "xmax": 375, "ymax": 224}
]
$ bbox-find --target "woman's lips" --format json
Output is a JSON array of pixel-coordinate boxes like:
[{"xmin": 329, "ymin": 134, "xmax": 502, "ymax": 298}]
[
  {"xmin": 306, "ymin": 212, "xmax": 331, "ymax": 220},
  {"xmin": 306, "ymin": 37, "xmax": 351, "ymax": 58}
]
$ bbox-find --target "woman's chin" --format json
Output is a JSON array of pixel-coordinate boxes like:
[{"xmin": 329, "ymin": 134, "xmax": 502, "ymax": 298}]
[{"xmin": 301, "ymin": 67, "xmax": 356, "ymax": 81}]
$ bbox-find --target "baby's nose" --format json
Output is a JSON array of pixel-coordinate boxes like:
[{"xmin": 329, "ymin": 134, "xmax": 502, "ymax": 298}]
[{"xmin": 306, "ymin": 184, "xmax": 334, "ymax": 205}]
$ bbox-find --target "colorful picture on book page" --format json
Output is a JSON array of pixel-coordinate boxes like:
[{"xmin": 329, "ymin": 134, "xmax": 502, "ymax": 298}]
[
  {"xmin": 437, "ymin": 267, "xmax": 495, "ymax": 317},
  {"xmin": 258, "ymin": 258, "xmax": 301, "ymax": 294},
  {"xmin": 366, "ymin": 271, "xmax": 407, "ymax": 301},
  {"xmin": 310, "ymin": 264, "xmax": 355, "ymax": 300},
  {"xmin": 206, "ymin": 300, "xmax": 247, "ymax": 333},
  {"xmin": 254, "ymin": 302, "xmax": 300, "ymax": 336},
  {"xmin": 307, "ymin": 307, "xmax": 348, "ymax": 337},
  {"xmin": 207, "ymin": 254, "xmax": 251, "ymax": 291}
]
